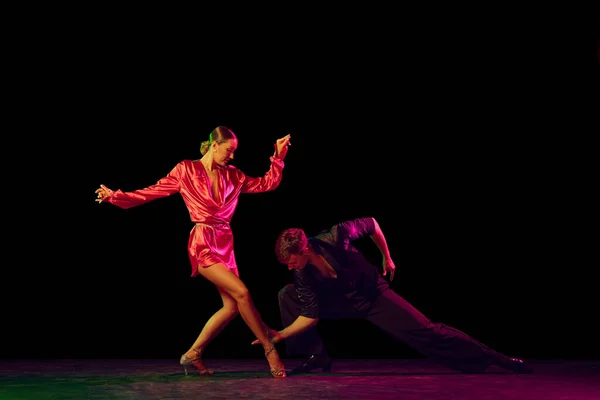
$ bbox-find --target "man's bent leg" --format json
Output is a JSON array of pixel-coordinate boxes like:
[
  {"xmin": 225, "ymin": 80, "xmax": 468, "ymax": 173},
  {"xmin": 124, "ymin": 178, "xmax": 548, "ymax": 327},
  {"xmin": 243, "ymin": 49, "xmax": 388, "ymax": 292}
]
[{"xmin": 278, "ymin": 284, "xmax": 326, "ymax": 356}]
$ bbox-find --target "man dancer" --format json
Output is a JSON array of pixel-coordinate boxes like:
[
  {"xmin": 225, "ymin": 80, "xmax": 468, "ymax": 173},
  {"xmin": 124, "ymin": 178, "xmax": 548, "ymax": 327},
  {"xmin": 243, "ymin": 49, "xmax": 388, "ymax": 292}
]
[{"xmin": 254, "ymin": 217, "xmax": 533, "ymax": 375}]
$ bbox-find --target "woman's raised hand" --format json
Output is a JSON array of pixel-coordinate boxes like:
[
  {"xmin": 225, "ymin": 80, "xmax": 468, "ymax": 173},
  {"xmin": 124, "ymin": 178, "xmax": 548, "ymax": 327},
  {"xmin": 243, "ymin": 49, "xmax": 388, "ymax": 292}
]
[
  {"xmin": 274, "ymin": 134, "xmax": 291, "ymax": 160},
  {"xmin": 95, "ymin": 184, "xmax": 113, "ymax": 203}
]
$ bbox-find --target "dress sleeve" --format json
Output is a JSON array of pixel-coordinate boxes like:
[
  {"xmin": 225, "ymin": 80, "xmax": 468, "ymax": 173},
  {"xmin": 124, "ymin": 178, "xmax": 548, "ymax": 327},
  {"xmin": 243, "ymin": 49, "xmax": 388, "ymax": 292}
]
[
  {"xmin": 240, "ymin": 156, "xmax": 285, "ymax": 193},
  {"xmin": 294, "ymin": 270, "xmax": 320, "ymax": 319},
  {"xmin": 105, "ymin": 162, "xmax": 183, "ymax": 209}
]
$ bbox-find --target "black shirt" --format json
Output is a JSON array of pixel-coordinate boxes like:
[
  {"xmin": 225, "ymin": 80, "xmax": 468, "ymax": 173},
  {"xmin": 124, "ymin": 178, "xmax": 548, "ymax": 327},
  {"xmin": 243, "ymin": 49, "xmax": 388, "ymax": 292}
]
[{"xmin": 292, "ymin": 217, "xmax": 381, "ymax": 318}]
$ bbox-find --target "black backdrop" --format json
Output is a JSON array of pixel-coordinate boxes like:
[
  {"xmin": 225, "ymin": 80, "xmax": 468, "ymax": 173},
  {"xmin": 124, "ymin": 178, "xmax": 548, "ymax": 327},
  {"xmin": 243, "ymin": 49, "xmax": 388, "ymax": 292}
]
[{"xmin": 4, "ymin": 11, "xmax": 596, "ymax": 361}]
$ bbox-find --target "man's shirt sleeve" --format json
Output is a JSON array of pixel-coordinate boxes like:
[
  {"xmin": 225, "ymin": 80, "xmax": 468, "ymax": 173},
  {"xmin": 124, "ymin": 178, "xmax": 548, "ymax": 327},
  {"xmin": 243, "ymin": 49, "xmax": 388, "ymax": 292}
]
[
  {"xmin": 332, "ymin": 217, "xmax": 377, "ymax": 249},
  {"xmin": 293, "ymin": 270, "xmax": 320, "ymax": 319}
]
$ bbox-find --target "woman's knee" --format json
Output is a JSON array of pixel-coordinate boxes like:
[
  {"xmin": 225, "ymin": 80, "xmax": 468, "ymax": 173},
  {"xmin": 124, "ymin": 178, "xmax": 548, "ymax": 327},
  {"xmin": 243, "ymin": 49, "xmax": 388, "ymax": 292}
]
[
  {"xmin": 222, "ymin": 304, "xmax": 239, "ymax": 318},
  {"xmin": 219, "ymin": 289, "xmax": 240, "ymax": 316},
  {"xmin": 229, "ymin": 285, "xmax": 251, "ymax": 303}
]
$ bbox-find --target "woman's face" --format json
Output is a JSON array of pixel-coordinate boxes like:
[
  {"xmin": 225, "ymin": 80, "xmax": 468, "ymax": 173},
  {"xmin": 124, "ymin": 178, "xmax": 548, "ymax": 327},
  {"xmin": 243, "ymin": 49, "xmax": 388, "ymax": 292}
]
[{"xmin": 213, "ymin": 138, "xmax": 238, "ymax": 166}]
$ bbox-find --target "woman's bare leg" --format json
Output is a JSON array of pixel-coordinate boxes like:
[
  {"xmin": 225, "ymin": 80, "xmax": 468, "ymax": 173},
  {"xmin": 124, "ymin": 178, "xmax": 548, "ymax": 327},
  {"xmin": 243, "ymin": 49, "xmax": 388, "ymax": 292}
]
[
  {"xmin": 196, "ymin": 263, "xmax": 285, "ymax": 376},
  {"xmin": 183, "ymin": 286, "xmax": 239, "ymax": 360}
]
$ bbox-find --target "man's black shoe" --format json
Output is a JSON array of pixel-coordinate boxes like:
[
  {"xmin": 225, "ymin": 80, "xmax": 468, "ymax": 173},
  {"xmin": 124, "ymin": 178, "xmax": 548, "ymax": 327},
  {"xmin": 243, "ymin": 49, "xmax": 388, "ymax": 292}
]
[
  {"xmin": 495, "ymin": 356, "xmax": 533, "ymax": 374},
  {"xmin": 291, "ymin": 354, "xmax": 333, "ymax": 374}
]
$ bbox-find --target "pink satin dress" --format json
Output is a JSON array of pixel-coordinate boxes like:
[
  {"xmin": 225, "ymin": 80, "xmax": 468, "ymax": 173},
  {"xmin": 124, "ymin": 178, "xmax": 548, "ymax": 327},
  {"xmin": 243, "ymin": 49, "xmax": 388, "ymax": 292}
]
[{"xmin": 105, "ymin": 157, "xmax": 285, "ymax": 277}]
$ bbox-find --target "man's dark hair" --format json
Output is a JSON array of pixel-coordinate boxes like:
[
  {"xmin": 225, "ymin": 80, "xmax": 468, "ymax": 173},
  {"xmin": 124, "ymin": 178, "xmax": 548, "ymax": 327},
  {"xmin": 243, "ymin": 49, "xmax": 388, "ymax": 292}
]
[{"xmin": 275, "ymin": 228, "xmax": 308, "ymax": 263}]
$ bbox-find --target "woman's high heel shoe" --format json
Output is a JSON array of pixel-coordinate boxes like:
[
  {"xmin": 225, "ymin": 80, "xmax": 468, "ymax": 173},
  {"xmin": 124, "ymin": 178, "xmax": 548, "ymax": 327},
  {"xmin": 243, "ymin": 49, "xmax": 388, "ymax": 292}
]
[
  {"xmin": 180, "ymin": 348, "xmax": 214, "ymax": 376},
  {"xmin": 265, "ymin": 345, "xmax": 286, "ymax": 378}
]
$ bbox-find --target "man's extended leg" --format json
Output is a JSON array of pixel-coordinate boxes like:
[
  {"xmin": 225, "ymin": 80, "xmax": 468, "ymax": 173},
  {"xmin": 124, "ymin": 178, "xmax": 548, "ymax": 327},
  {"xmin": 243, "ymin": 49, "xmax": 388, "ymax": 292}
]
[{"xmin": 364, "ymin": 278, "xmax": 532, "ymax": 373}]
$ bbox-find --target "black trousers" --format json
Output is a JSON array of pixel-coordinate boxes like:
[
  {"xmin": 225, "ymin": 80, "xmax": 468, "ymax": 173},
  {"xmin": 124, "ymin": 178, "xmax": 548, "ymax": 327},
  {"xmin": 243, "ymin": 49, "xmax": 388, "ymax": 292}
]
[{"xmin": 278, "ymin": 277, "xmax": 505, "ymax": 373}]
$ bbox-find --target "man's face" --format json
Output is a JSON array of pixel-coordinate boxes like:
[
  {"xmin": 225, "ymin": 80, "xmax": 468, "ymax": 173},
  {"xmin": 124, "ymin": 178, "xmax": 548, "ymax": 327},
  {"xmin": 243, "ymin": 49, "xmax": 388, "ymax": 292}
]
[{"xmin": 283, "ymin": 251, "xmax": 309, "ymax": 271}]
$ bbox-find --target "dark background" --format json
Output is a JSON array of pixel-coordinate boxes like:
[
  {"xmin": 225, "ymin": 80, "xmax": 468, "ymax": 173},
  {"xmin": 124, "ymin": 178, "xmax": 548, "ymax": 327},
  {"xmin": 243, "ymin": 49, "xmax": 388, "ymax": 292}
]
[{"xmin": 4, "ymin": 10, "xmax": 597, "ymax": 361}]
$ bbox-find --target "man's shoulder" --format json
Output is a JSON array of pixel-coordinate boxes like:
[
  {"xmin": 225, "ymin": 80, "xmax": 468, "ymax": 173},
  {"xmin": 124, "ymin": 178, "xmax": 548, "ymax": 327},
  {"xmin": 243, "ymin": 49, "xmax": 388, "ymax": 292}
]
[{"xmin": 312, "ymin": 232, "xmax": 334, "ymax": 243}]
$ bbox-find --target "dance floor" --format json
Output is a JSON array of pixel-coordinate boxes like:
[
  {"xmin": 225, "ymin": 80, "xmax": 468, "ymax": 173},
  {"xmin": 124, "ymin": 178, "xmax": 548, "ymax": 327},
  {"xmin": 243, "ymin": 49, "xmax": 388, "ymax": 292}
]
[{"xmin": 1, "ymin": 358, "xmax": 598, "ymax": 399}]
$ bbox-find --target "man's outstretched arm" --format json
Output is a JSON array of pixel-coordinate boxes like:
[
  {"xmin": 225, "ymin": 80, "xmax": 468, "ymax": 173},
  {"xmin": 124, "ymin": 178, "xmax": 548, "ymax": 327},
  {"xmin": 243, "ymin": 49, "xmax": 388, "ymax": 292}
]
[
  {"xmin": 278, "ymin": 316, "xmax": 318, "ymax": 340},
  {"xmin": 370, "ymin": 218, "xmax": 396, "ymax": 281},
  {"xmin": 252, "ymin": 316, "xmax": 318, "ymax": 345}
]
